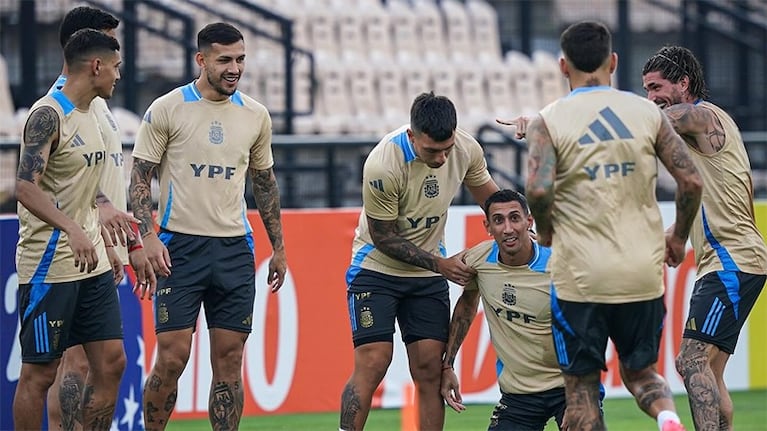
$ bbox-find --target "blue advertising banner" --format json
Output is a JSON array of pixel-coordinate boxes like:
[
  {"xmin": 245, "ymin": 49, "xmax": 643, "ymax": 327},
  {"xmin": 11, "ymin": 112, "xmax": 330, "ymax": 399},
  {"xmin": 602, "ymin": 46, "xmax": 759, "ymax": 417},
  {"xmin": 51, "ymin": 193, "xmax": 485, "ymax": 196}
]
[{"xmin": 0, "ymin": 215, "xmax": 144, "ymax": 430}]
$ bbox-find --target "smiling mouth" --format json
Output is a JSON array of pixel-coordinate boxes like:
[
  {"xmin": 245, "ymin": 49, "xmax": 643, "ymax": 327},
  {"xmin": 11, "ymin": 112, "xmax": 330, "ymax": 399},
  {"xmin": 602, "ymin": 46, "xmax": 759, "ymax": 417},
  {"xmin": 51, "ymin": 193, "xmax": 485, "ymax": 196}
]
[{"xmin": 223, "ymin": 76, "xmax": 239, "ymax": 83}]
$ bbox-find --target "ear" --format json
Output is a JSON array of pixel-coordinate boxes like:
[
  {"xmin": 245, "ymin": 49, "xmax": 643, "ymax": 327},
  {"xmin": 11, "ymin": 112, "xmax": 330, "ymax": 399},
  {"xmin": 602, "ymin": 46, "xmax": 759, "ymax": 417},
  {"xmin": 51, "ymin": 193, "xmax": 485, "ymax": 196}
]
[
  {"xmin": 679, "ymin": 75, "xmax": 690, "ymax": 92},
  {"xmin": 92, "ymin": 58, "xmax": 102, "ymax": 76},
  {"xmin": 609, "ymin": 52, "xmax": 618, "ymax": 74},
  {"xmin": 559, "ymin": 57, "xmax": 568, "ymax": 77},
  {"xmin": 483, "ymin": 218, "xmax": 491, "ymax": 235},
  {"xmin": 195, "ymin": 51, "xmax": 205, "ymax": 68}
]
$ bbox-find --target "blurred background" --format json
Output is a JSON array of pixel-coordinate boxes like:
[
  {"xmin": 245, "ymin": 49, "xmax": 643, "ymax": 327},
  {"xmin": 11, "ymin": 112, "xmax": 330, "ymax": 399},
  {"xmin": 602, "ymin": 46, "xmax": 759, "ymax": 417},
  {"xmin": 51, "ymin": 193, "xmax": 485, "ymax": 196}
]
[{"xmin": 0, "ymin": 0, "xmax": 765, "ymax": 212}]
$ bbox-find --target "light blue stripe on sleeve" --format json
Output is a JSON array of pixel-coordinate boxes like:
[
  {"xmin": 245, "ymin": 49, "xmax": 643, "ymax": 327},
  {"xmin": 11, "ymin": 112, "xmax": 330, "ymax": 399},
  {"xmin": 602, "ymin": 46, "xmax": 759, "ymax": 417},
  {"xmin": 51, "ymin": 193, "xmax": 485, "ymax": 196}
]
[
  {"xmin": 230, "ymin": 91, "xmax": 244, "ymax": 106},
  {"xmin": 50, "ymin": 90, "xmax": 75, "ymax": 116},
  {"xmin": 181, "ymin": 82, "xmax": 202, "ymax": 102},
  {"xmin": 160, "ymin": 181, "xmax": 174, "ymax": 229}
]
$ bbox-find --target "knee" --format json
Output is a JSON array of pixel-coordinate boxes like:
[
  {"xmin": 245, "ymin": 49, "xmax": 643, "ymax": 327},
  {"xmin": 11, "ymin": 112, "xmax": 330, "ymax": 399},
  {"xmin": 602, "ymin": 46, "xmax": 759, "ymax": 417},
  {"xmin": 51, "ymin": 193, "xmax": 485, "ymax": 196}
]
[
  {"xmin": 675, "ymin": 343, "xmax": 705, "ymax": 380},
  {"xmin": 61, "ymin": 349, "xmax": 90, "ymax": 378},
  {"xmin": 96, "ymin": 347, "xmax": 126, "ymax": 381},
  {"xmin": 212, "ymin": 345, "xmax": 245, "ymax": 377},
  {"xmin": 354, "ymin": 349, "xmax": 392, "ymax": 384},
  {"xmin": 408, "ymin": 357, "xmax": 441, "ymax": 386}
]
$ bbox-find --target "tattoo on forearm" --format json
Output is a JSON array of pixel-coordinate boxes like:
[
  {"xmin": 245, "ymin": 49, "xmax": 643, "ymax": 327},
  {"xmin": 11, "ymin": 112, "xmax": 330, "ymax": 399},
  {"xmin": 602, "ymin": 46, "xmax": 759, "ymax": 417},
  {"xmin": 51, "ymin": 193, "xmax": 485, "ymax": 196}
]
[
  {"xmin": 445, "ymin": 294, "xmax": 479, "ymax": 366},
  {"xmin": 340, "ymin": 383, "xmax": 361, "ymax": 431},
  {"xmin": 18, "ymin": 106, "xmax": 58, "ymax": 182},
  {"xmin": 250, "ymin": 168, "xmax": 285, "ymax": 251},
  {"xmin": 209, "ymin": 381, "xmax": 243, "ymax": 431},
  {"xmin": 129, "ymin": 159, "xmax": 159, "ymax": 236},
  {"xmin": 367, "ymin": 217, "xmax": 438, "ymax": 272},
  {"xmin": 525, "ymin": 119, "xmax": 556, "ymax": 235}
]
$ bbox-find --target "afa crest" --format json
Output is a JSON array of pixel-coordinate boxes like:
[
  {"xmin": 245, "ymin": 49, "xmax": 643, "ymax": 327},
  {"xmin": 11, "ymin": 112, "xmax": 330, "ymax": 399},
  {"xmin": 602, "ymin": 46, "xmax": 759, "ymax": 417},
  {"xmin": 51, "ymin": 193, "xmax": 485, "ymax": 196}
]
[
  {"xmin": 360, "ymin": 307, "xmax": 374, "ymax": 328},
  {"xmin": 209, "ymin": 120, "xmax": 224, "ymax": 144},
  {"xmin": 502, "ymin": 283, "xmax": 517, "ymax": 306},
  {"xmin": 423, "ymin": 175, "xmax": 439, "ymax": 198}
]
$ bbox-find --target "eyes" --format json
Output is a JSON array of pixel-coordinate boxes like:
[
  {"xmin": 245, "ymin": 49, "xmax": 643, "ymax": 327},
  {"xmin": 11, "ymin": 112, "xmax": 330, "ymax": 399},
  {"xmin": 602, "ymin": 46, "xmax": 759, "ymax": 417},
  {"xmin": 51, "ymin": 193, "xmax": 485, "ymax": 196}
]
[
  {"xmin": 491, "ymin": 215, "xmax": 522, "ymax": 224},
  {"xmin": 217, "ymin": 56, "xmax": 245, "ymax": 64}
]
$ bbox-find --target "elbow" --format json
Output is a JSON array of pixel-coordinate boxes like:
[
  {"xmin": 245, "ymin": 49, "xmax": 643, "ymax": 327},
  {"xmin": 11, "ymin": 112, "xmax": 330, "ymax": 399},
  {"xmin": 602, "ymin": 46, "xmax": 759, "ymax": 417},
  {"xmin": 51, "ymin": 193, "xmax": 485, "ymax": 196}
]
[
  {"xmin": 15, "ymin": 180, "xmax": 33, "ymax": 207},
  {"xmin": 683, "ymin": 173, "xmax": 704, "ymax": 199}
]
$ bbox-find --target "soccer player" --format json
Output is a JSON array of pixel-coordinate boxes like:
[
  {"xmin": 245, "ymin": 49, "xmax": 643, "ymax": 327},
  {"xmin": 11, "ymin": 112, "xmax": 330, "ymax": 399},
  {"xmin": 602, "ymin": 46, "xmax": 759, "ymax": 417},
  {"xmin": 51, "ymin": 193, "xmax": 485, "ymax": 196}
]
[
  {"xmin": 643, "ymin": 45, "xmax": 767, "ymax": 431},
  {"xmin": 14, "ymin": 29, "xmax": 126, "ymax": 430},
  {"xmin": 339, "ymin": 92, "xmax": 499, "ymax": 431},
  {"xmin": 522, "ymin": 21, "xmax": 703, "ymax": 431},
  {"xmin": 44, "ymin": 7, "xmax": 156, "ymax": 430},
  {"xmin": 130, "ymin": 22, "xmax": 287, "ymax": 431},
  {"xmin": 441, "ymin": 189, "xmax": 570, "ymax": 430}
]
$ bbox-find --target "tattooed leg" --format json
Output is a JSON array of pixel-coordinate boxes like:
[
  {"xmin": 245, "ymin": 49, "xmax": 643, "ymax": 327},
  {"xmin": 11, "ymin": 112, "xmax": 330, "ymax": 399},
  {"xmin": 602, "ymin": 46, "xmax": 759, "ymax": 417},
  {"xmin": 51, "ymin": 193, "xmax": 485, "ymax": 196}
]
[
  {"xmin": 562, "ymin": 373, "xmax": 605, "ymax": 431},
  {"xmin": 676, "ymin": 339, "xmax": 721, "ymax": 431},
  {"xmin": 339, "ymin": 342, "xmax": 392, "ymax": 431},
  {"xmin": 620, "ymin": 362, "xmax": 678, "ymax": 422},
  {"xmin": 59, "ymin": 372, "xmax": 86, "ymax": 431},
  {"xmin": 209, "ymin": 381, "xmax": 244, "ymax": 431},
  {"xmin": 144, "ymin": 330, "xmax": 194, "ymax": 430},
  {"xmin": 80, "ymin": 340, "xmax": 126, "ymax": 431}
]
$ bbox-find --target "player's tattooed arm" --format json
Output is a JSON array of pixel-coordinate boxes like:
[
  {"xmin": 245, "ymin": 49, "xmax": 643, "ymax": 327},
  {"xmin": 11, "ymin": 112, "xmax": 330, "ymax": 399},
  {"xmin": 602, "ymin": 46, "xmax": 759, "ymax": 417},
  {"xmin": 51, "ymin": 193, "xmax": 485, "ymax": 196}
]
[
  {"xmin": 444, "ymin": 289, "xmax": 480, "ymax": 368},
  {"xmin": 655, "ymin": 114, "xmax": 703, "ymax": 241},
  {"xmin": 250, "ymin": 167, "xmax": 285, "ymax": 252},
  {"xmin": 663, "ymin": 104, "xmax": 725, "ymax": 154},
  {"xmin": 525, "ymin": 116, "xmax": 557, "ymax": 242},
  {"xmin": 17, "ymin": 106, "xmax": 58, "ymax": 184},
  {"xmin": 367, "ymin": 216, "xmax": 440, "ymax": 272},
  {"xmin": 129, "ymin": 158, "xmax": 159, "ymax": 237}
]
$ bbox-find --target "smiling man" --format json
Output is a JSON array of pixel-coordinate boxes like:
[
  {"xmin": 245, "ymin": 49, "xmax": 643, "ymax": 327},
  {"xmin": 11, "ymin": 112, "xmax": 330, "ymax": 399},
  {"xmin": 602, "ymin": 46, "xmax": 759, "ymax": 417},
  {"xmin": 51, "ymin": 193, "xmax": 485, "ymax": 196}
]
[{"xmin": 130, "ymin": 22, "xmax": 287, "ymax": 431}]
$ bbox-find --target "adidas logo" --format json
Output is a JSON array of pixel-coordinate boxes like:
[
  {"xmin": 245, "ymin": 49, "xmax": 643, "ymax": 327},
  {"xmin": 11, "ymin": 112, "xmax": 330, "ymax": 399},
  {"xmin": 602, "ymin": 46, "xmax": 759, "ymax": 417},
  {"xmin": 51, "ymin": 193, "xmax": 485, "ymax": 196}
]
[
  {"xmin": 369, "ymin": 179, "xmax": 384, "ymax": 192},
  {"xmin": 70, "ymin": 134, "xmax": 85, "ymax": 148},
  {"xmin": 577, "ymin": 107, "xmax": 634, "ymax": 145}
]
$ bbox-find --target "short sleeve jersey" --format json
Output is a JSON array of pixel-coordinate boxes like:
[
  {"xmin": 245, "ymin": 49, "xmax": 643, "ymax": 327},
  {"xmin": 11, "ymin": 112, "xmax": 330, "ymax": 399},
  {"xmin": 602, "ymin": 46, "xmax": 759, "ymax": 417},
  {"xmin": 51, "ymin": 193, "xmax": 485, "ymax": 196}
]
[
  {"xmin": 463, "ymin": 239, "xmax": 563, "ymax": 394},
  {"xmin": 132, "ymin": 82, "xmax": 273, "ymax": 237},
  {"xmin": 540, "ymin": 86, "xmax": 666, "ymax": 303},
  {"xmin": 687, "ymin": 101, "xmax": 767, "ymax": 277},
  {"xmin": 49, "ymin": 75, "xmax": 128, "ymax": 263},
  {"xmin": 348, "ymin": 126, "xmax": 492, "ymax": 278},
  {"xmin": 16, "ymin": 91, "xmax": 110, "ymax": 283}
]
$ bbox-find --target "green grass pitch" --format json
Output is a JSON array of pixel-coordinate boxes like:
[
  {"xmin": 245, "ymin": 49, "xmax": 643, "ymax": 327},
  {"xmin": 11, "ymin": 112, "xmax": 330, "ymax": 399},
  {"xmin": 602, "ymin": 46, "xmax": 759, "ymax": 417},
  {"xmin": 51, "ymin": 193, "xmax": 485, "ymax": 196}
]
[{"xmin": 166, "ymin": 389, "xmax": 767, "ymax": 430}]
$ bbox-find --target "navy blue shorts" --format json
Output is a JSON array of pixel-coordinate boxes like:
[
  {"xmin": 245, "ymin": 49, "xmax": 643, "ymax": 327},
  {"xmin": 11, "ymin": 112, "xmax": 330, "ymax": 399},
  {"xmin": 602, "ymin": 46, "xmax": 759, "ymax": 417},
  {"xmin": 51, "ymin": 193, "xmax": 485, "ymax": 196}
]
[
  {"xmin": 346, "ymin": 268, "xmax": 449, "ymax": 347},
  {"xmin": 683, "ymin": 271, "xmax": 765, "ymax": 354},
  {"xmin": 18, "ymin": 270, "xmax": 123, "ymax": 363},
  {"xmin": 154, "ymin": 230, "xmax": 255, "ymax": 334},
  {"xmin": 551, "ymin": 294, "xmax": 666, "ymax": 375}
]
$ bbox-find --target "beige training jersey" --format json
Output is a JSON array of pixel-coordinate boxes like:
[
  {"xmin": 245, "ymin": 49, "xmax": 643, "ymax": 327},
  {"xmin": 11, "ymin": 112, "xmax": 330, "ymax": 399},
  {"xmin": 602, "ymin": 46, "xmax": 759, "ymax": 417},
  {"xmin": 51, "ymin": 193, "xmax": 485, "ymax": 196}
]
[
  {"xmin": 50, "ymin": 76, "xmax": 128, "ymax": 263},
  {"xmin": 687, "ymin": 101, "xmax": 767, "ymax": 277},
  {"xmin": 348, "ymin": 126, "xmax": 492, "ymax": 278},
  {"xmin": 133, "ymin": 82, "xmax": 273, "ymax": 237},
  {"xmin": 540, "ymin": 86, "xmax": 665, "ymax": 303},
  {"xmin": 16, "ymin": 91, "xmax": 110, "ymax": 283},
  {"xmin": 464, "ymin": 239, "xmax": 563, "ymax": 394}
]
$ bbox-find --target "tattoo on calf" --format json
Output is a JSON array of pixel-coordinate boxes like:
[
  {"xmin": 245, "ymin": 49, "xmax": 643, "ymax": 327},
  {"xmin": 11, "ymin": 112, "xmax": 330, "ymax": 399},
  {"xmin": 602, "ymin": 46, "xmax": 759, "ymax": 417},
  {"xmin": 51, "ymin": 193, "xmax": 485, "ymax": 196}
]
[{"xmin": 340, "ymin": 384, "xmax": 361, "ymax": 431}]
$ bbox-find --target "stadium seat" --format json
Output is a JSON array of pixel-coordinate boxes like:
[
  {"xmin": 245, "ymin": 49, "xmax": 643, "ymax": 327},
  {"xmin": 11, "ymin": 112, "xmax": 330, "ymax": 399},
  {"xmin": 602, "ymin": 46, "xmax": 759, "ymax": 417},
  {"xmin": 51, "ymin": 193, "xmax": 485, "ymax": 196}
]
[
  {"xmin": 359, "ymin": 1, "xmax": 394, "ymax": 64},
  {"xmin": 335, "ymin": 3, "xmax": 367, "ymax": 63},
  {"xmin": 505, "ymin": 51, "xmax": 541, "ymax": 117},
  {"xmin": 111, "ymin": 107, "xmax": 143, "ymax": 142},
  {"xmin": 387, "ymin": 0, "xmax": 422, "ymax": 64},
  {"xmin": 373, "ymin": 62, "xmax": 409, "ymax": 133},
  {"xmin": 412, "ymin": 0, "xmax": 448, "ymax": 64},
  {"xmin": 305, "ymin": 3, "xmax": 339, "ymax": 62},
  {"xmin": 466, "ymin": 0, "xmax": 503, "ymax": 64},
  {"xmin": 456, "ymin": 63, "xmax": 492, "ymax": 134},
  {"xmin": 484, "ymin": 61, "xmax": 517, "ymax": 120},
  {"xmin": 314, "ymin": 59, "xmax": 353, "ymax": 134},
  {"xmin": 532, "ymin": 50, "xmax": 568, "ymax": 106},
  {"xmin": 441, "ymin": 0, "xmax": 474, "ymax": 64},
  {"xmin": 346, "ymin": 60, "xmax": 380, "ymax": 135}
]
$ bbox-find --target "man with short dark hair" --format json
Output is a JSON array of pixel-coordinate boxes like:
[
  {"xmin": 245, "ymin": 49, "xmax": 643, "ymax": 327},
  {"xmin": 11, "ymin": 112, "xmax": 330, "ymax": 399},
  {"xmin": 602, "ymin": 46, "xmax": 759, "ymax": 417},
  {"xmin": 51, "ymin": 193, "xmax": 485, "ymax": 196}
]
[
  {"xmin": 14, "ymin": 28, "xmax": 126, "ymax": 431},
  {"xmin": 131, "ymin": 22, "xmax": 287, "ymax": 430},
  {"xmin": 339, "ymin": 91, "xmax": 499, "ymax": 430},
  {"xmin": 522, "ymin": 21, "xmax": 702, "ymax": 431}
]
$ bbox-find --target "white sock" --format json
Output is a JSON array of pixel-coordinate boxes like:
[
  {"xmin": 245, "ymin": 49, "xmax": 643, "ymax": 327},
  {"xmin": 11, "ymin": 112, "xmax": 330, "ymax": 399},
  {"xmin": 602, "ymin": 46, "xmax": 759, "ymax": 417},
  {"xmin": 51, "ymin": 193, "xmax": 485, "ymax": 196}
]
[{"xmin": 657, "ymin": 410, "xmax": 681, "ymax": 430}]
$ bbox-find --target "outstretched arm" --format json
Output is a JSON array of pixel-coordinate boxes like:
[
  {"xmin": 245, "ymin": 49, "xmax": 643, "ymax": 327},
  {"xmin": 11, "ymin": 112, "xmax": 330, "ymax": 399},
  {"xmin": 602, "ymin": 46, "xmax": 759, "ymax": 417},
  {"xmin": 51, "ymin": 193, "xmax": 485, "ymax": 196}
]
[
  {"xmin": 524, "ymin": 116, "xmax": 557, "ymax": 246},
  {"xmin": 250, "ymin": 166, "xmax": 287, "ymax": 292},
  {"xmin": 367, "ymin": 217, "xmax": 476, "ymax": 285}
]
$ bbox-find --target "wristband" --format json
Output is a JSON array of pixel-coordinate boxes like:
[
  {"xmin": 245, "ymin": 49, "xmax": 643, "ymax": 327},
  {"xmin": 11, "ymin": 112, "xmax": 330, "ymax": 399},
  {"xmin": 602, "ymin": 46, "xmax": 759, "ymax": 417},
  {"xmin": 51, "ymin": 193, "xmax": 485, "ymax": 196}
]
[
  {"xmin": 441, "ymin": 364, "xmax": 453, "ymax": 371},
  {"xmin": 105, "ymin": 244, "xmax": 115, "ymax": 248},
  {"xmin": 128, "ymin": 243, "xmax": 143, "ymax": 253}
]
